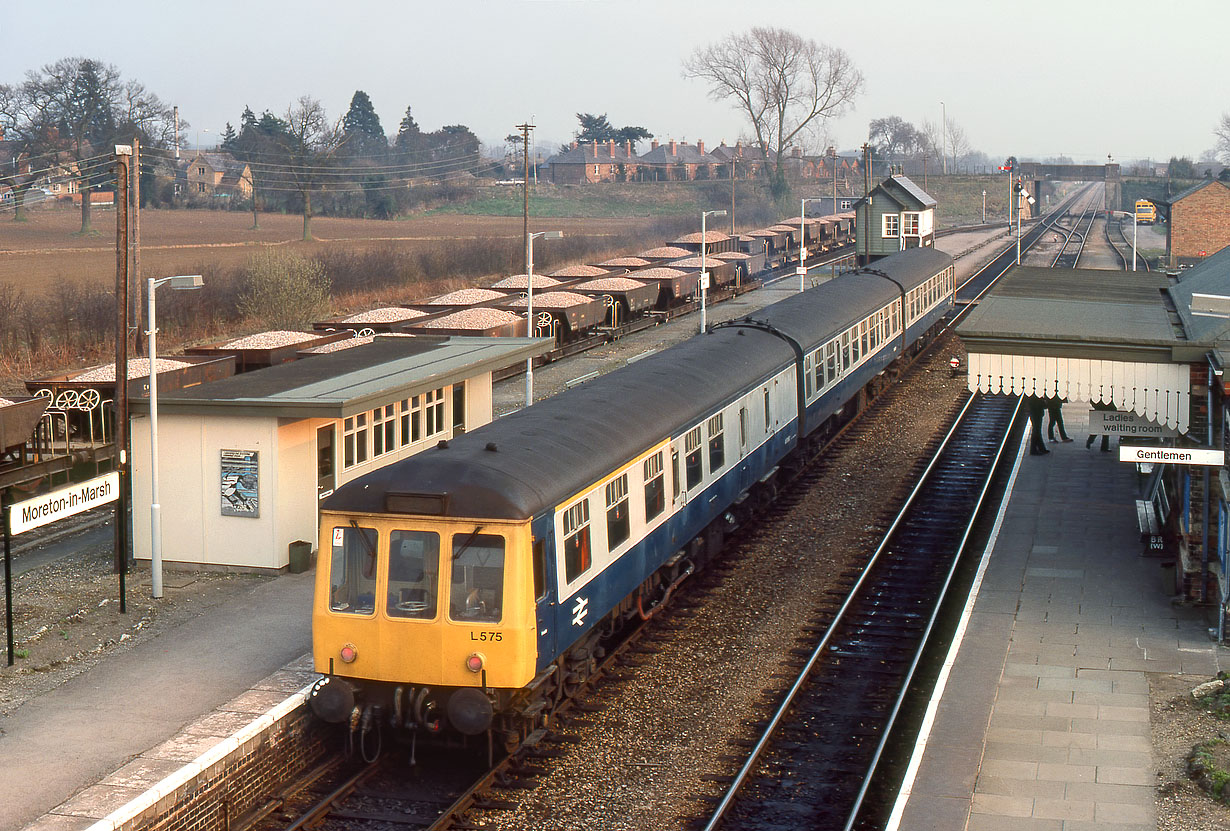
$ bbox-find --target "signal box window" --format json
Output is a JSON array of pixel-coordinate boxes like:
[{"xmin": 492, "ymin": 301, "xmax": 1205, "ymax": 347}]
[
  {"xmin": 606, "ymin": 474, "xmax": 630, "ymax": 549},
  {"xmin": 387, "ymin": 530, "xmax": 439, "ymax": 619},
  {"xmin": 329, "ymin": 525, "xmax": 377, "ymax": 615},
  {"xmin": 450, "ymin": 533, "xmax": 504, "ymax": 623},
  {"xmin": 903, "ymin": 213, "xmax": 919, "ymax": 235},
  {"xmin": 707, "ymin": 414, "xmax": 725, "ymax": 473},
  {"xmin": 644, "ymin": 453, "xmax": 666, "ymax": 521},
  {"xmin": 684, "ymin": 426, "xmax": 703, "ymax": 490},
  {"xmin": 882, "ymin": 214, "xmax": 899, "ymax": 238},
  {"xmin": 562, "ymin": 500, "xmax": 592, "ymax": 582}
]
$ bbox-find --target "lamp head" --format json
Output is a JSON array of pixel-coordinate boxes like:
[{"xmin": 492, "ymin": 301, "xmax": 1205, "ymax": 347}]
[{"xmin": 167, "ymin": 275, "xmax": 204, "ymax": 290}]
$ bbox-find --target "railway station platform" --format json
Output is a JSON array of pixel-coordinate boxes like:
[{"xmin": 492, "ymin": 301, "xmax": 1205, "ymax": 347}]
[
  {"xmin": 890, "ymin": 404, "xmax": 1227, "ymax": 830},
  {"xmin": 1, "ymin": 573, "xmax": 317, "ymax": 831}
]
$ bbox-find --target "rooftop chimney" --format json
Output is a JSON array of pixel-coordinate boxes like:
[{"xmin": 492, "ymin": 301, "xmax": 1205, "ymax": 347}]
[
  {"xmin": 651, "ymin": 139, "xmax": 659, "ymax": 151},
  {"xmin": 697, "ymin": 139, "xmax": 705, "ymax": 155},
  {"xmin": 669, "ymin": 139, "xmax": 677, "ymax": 157},
  {"xmin": 591, "ymin": 139, "xmax": 597, "ymax": 156},
  {"xmin": 570, "ymin": 140, "xmax": 577, "ymax": 150},
  {"xmin": 607, "ymin": 139, "xmax": 615, "ymax": 157},
  {"xmin": 625, "ymin": 139, "xmax": 632, "ymax": 158}
]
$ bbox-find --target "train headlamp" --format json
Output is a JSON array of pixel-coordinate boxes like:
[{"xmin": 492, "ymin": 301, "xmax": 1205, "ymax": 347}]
[
  {"xmin": 339, "ymin": 643, "xmax": 358, "ymax": 664},
  {"xmin": 466, "ymin": 652, "xmax": 485, "ymax": 673}
]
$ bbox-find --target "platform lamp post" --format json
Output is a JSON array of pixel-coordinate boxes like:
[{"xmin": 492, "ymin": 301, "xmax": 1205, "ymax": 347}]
[
  {"xmin": 799, "ymin": 198, "xmax": 825, "ymax": 293},
  {"xmin": 525, "ymin": 231, "xmax": 562, "ymax": 408},
  {"xmin": 1110, "ymin": 210, "xmax": 1139, "ymax": 271},
  {"xmin": 147, "ymin": 274, "xmax": 202, "ymax": 598},
  {"xmin": 700, "ymin": 209, "xmax": 726, "ymax": 334}
]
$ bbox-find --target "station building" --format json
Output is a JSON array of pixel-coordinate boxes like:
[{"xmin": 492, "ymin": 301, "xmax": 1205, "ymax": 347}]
[
  {"xmin": 957, "ymin": 249, "xmax": 1230, "ymax": 620},
  {"xmin": 128, "ymin": 335, "xmax": 550, "ymax": 571}
]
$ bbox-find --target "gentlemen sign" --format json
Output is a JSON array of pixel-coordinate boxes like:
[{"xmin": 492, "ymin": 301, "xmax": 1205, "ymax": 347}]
[
  {"xmin": 1119, "ymin": 446, "xmax": 1224, "ymax": 467},
  {"xmin": 1089, "ymin": 410, "xmax": 1178, "ymax": 438},
  {"xmin": 9, "ymin": 472, "xmax": 119, "ymax": 535}
]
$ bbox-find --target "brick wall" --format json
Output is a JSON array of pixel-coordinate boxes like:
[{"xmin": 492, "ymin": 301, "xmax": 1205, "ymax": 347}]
[
  {"xmin": 119, "ymin": 707, "xmax": 333, "ymax": 831},
  {"xmin": 1171, "ymin": 182, "xmax": 1230, "ymax": 260}
]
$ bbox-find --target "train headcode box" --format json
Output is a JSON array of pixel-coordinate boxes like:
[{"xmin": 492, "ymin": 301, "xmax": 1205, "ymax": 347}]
[{"xmin": 1089, "ymin": 410, "xmax": 1178, "ymax": 438}]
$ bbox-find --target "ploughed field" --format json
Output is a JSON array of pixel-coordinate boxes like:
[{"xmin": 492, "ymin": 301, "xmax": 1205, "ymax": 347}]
[{"xmin": 0, "ymin": 206, "xmax": 656, "ymax": 294}]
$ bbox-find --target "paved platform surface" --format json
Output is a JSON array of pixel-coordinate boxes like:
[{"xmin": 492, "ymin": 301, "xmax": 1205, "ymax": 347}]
[
  {"xmin": 2, "ymin": 572, "xmax": 316, "ymax": 831},
  {"xmin": 893, "ymin": 406, "xmax": 1227, "ymax": 830}
]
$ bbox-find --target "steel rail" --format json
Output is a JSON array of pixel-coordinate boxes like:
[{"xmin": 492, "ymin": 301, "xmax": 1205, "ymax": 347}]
[
  {"xmin": 839, "ymin": 394, "xmax": 1022, "ymax": 830},
  {"xmin": 700, "ymin": 389, "xmax": 1014, "ymax": 831}
]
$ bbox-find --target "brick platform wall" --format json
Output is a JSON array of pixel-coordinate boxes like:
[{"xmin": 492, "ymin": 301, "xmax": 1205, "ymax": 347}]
[
  {"xmin": 1171, "ymin": 181, "xmax": 1230, "ymax": 260},
  {"xmin": 116, "ymin": 707, "xmax": 334, "ymax": 831}
]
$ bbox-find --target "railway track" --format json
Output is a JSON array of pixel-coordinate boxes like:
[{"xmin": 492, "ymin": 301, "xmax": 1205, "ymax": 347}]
[
  {"xmin": 1106, "ymin": 213, "xmax": 1151, "ymax": 271},
  {"xmin": 697, "ymin": 392, "xmax": 1022, "ymax": 831},
  {"xmin": 1050, "ymin": 185, "xmax": 1102, "ymax": 268}
]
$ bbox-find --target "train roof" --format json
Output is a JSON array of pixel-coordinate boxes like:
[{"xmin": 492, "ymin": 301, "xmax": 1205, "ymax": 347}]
[
  {"xmin": 324, "ymin": 325, "xmax": 794, "ymax": 521},
  {"xmin": 323, "ymin": 248, "xmax": 955, "ymax": 522}
]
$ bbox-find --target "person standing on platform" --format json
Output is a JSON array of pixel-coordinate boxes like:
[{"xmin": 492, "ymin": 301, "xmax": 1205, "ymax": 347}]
[
  {"xmin": 1087, "ymin": 399, "xmax": 1115, "ymax": 452},
  {"xmin": 1047, "ymin": 396, "xmax": 1073, "ymax": 443},
  {"xmin": 1027, "ymin": 395, "xmax": 1049, "ymax": 455}
]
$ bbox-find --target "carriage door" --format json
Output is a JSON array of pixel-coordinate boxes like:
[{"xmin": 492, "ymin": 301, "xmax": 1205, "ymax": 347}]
[
  {"xmin": 317, "ymin": 425, "xmax": 336, "ymax": 500},
  {"xmin": 531, "ymin": 516, "xmax": 557, "ymax": 671}
]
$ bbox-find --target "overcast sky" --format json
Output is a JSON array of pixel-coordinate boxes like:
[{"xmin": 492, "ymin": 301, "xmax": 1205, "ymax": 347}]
[{"xmin": 3, "ymin": 0, "xmax": 1225, "ymax": 165}]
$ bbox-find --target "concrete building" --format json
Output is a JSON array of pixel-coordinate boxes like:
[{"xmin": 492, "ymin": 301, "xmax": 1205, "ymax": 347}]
[{"xmin": 128, "ymin": 335, "xmax": 549, "ymax": 571}]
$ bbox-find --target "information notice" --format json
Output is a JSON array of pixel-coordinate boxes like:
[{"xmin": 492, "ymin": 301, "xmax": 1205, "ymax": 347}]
[{"xmin": 8, "ymin": 472, "xmax": 120, "ymax": 535}]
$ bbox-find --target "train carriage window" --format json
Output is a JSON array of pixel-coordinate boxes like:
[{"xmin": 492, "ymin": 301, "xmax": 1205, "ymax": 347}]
[
  {"xmin": 825, "ymin": 342, "xmax": 837, "ymax": 384},
  {"xmin": 606, "ymin": 474, "xmax": 630, "ymax": 549},
  {"xmin": 707, "ymin": 414, "xmax": 725, "ymax": 473},
  {"xmin": 841, "ymin": 332, "xmax": 851, "ymax": 370},
  {"xmin": 763, "ymin": 389, "xmax": 771, "ymax": 432},
  {"xmin": 739, "ymin": 406, "xmax": 748, "ymax": 449},
  {"xmin": 387, "ymin": 530, "xmax": 439, "ymax": 619},
  {"xmin": 450, "ymin": 532, "xmax": 504, "ymax": 623},
  {"xmin": 804, "ymin": 355, "xmax": 813, "ymax": 397},
  {"xmin": 860, "ymin": 320, "xmax": 869, "ymax": 355},
  {"xmin": 329, "ymin": 525, "xmax": 378, "ymax": 615},
  {"xmin": 562, "ymin": 501, "xmax": 592, "ymax": 582},
  {"xmin": 685, "ymin": 426, "xmax": 704, "ymax": 489},
  {"xmin": 849, "ymin": 328, "xmax": 859, "ymax": 364},
  {"xmin": 532, "ymin": 539, "xmax": 547, "ymax": 601},
  {"xmin": 644, "ymin": 452, "xmax": 666, "ymax": 521}
]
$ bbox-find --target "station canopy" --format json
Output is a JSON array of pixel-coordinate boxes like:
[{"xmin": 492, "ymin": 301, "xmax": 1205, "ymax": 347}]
[{"xmin": 956, "ymin": 252, "xmax": 1230, "ymax": 435}]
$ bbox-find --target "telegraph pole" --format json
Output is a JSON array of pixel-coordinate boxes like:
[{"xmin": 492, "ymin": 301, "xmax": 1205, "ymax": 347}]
[
  {"xmin": 517, "ymin": 121, "xmax": 534, "ymax": 257},
  {"xmin": 132, "ymin": 138, "xmax": 142, "ymax": 356},
  {"xmin": 113, "ymin": 145, "xmax": 131, "ymax": 613}
]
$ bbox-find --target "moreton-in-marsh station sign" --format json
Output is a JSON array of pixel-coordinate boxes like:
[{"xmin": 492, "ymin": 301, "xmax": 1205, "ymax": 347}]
[{"xmin": 8, "ymin": 472, "xmax": 120, "ymax": 535}]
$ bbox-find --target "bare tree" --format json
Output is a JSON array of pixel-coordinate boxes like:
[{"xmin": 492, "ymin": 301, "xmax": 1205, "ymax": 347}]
[
  {"xmin": 0, "ymin": 80, "xmax": 55, "ymax": 221},
  {"xmin": 868, "ymin": 116, "xmax": 919, "ymax": 165},
  {"xmin": 1216, "ymin": 113, "xmax": 1230, "ymax": 164},
  {"xmin": 917, "ymin": 119, "xmax": 943, "ymax": 171},
  {"xmin": 944, "ymin": 116, "xmax": 970, "ymax": 174},
  {"xmin": 280, "ymin": 96, "xmax": 346, "ymax": 240},
  {"xmin": 684, "ymin": 27, "xmax": 863, "ymax": 199},
  {"xmin": 20, "ymin": 58, "xmax": 175, "ymax": 233}
]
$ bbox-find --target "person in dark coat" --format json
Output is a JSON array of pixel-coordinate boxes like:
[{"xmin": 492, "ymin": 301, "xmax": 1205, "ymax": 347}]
[
  {"xmin": 1046, "ymin": 396, "xmax": 1073, "ymax": 443},
  {"xmin": 1027, "ymin": 395, "xmax": 1049, "ymax": 455},
  {"xmin": 1087, "ymin": 400, "xmax": 1114, "ymax": 452}
]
